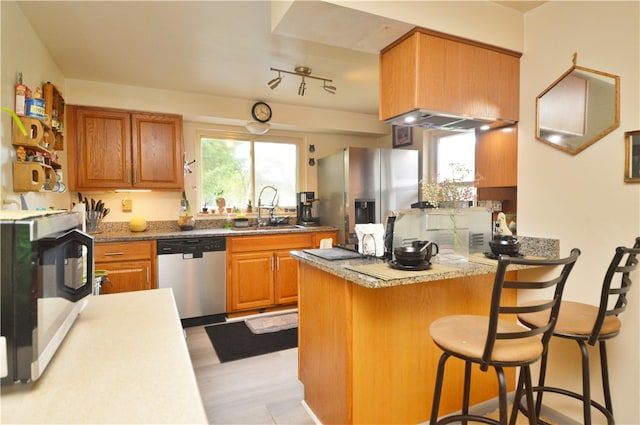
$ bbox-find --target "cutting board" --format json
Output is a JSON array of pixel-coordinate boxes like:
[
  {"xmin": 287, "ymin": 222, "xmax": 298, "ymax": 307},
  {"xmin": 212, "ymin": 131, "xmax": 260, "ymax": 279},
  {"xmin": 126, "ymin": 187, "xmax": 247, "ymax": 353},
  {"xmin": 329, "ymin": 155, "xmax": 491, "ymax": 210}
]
[{"xmin": 302, "ymin": 247, "xmax": 363, "ymax": 261}]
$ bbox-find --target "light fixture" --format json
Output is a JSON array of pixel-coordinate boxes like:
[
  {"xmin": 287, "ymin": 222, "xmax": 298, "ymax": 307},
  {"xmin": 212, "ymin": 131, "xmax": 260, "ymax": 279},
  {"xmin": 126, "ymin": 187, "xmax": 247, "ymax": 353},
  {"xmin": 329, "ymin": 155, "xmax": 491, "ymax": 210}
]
[
  {"xmin": 268, "ymin": 66, "xmax": 336, "ymax": 96},
  {"xmin": 298, "ymin": 77, "xmax": 306, "ymax": 96},
  {"xmin": 245, "ymin": 121, "xmax": 270, "ymax": 135},
  {"xmin": 268, "ymin": 72, "xmax": 283, "ymax": 89}
]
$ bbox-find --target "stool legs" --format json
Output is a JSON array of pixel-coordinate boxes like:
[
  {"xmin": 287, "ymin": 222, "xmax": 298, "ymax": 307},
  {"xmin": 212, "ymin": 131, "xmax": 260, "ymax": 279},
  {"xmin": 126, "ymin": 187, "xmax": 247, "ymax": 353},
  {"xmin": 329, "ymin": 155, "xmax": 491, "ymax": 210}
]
[
  {"xmin": 599, "ymin": 340, "xmax": 613, "ymax": 415},
  {"xmin": 528, "ymin": 340, "xmax": 615, "ymax": 425}
]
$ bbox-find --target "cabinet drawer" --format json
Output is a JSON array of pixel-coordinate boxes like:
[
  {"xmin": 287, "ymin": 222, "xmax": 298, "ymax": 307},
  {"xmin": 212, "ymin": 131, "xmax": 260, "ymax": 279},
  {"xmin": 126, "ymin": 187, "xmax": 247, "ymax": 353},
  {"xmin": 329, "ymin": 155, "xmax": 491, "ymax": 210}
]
[
  {"xmin": 95, "ymin": 240, "xmax": 155, "ymax": 262},
  {"xmin": 228, "ymin": 233, "xmax": 312, "ymax": 253}
]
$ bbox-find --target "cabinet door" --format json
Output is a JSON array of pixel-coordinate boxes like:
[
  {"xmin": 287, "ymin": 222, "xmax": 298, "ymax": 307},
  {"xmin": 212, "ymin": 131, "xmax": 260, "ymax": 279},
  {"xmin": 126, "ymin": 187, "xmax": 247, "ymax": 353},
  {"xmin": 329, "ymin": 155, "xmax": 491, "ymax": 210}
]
[
  {"xmin": 98, "ymin": 260, "xmax": 152, "ymax": 294},
  {"xmin": 475, "ymin": 125, "xmax": 518, "ymax": 188},
  {"xmin": 131, "ymin": 113, "xmax": 184, "ymax": 190},
  {"xmin": 70, "ymin": 106, "xmax": 132, "ymax": 190},
  {"xmin": 228, "ymin": 252, "xmax": 274, "ymax": 312},
  {"xmin": 274, "ymin": 250, "xmax": 299, "ymax": 305}
]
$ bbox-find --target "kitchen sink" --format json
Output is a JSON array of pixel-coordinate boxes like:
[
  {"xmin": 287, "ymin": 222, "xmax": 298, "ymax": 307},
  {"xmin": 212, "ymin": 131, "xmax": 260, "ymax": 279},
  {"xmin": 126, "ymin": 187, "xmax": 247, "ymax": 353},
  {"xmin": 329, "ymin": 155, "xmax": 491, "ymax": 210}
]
[{"xmin": 231, "ymin": 224, "xmax": 306, "ymax": 231}]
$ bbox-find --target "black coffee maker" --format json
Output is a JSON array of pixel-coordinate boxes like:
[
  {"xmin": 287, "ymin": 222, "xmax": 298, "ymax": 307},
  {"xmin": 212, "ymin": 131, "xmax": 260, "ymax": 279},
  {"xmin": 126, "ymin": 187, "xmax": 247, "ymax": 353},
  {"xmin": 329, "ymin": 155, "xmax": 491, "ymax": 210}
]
[{"xmin": 297, "ymin": 192, "xmax": 320, "ymax": 226}]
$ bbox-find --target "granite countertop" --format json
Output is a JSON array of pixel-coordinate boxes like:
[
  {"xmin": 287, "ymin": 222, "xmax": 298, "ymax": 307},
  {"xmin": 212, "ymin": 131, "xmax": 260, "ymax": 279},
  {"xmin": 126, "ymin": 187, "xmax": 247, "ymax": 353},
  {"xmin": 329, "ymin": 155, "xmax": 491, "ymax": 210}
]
[
  {"xmin": 1, "ymin": 289, "xmax": 208, "ymax": 424},
  {"xmin": 91, "ymin": 220, "xmax": 337, "ymax": 242},
  {"xmin": 291, "ymin": 236, "xmax": 559, "ymax": 289}
]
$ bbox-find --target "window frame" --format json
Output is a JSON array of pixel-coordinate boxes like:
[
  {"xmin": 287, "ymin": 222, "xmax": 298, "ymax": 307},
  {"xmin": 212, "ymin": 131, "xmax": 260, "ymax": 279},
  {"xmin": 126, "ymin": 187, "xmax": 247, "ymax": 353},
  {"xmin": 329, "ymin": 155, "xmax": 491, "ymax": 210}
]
[{"xmin": 195, "ymin": 130, "xmax": 304, "ymax": 211}]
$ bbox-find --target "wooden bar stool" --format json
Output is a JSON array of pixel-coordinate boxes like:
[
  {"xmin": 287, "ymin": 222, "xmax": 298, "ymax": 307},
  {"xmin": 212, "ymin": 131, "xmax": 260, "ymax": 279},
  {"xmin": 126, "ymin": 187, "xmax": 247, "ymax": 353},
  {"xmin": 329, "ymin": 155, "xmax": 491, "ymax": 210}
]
[
  {"xmin": 517, "ymin": 237, "xmax": 640, "ymax": 425},
  {"xmin": 429, "ymin": 249, "xmax": 581, "ymax": 425}
]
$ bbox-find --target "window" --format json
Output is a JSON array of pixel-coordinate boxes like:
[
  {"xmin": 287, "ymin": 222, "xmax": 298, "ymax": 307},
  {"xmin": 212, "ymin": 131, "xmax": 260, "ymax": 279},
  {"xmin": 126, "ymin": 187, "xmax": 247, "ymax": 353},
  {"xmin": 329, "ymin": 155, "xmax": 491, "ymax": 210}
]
[
  {"xmin": 426, "ymin": 131, "xmax": 477, "ymax": 200},
  {"xmin": 436, "ymin": 132, "xmax": 475, "ymax": 182},
  {"xmin": 200, "ymin": 135, "xmax": 298, "ymax": 210}
]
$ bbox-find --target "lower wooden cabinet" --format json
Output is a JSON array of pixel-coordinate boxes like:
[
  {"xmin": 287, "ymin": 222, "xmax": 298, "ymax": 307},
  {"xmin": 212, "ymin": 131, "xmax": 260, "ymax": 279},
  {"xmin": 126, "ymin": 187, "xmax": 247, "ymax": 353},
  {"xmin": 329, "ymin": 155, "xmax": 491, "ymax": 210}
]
[
  {"xmin": 95, "ymin": 240, "xmax": 157, "ymax": 294},
  {"xmin": 226, "ymin": 231, "xmax": 337, "ymax": 314}
]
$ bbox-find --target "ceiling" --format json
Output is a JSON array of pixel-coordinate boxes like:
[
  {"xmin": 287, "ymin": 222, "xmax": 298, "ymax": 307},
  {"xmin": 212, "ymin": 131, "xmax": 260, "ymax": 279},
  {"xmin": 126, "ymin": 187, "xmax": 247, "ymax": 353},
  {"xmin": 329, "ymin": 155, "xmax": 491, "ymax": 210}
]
[{"xmin": 16, "ymin": 1, "xmax": 544, "ymax": 120}]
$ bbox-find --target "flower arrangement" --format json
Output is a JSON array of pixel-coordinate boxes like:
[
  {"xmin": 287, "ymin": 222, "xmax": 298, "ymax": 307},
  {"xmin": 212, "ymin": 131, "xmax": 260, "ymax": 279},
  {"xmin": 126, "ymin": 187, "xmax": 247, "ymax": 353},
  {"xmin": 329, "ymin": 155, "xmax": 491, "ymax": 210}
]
[{"xmin": 420, "ymin": 163, "xmax": 477, "ymax": 208}]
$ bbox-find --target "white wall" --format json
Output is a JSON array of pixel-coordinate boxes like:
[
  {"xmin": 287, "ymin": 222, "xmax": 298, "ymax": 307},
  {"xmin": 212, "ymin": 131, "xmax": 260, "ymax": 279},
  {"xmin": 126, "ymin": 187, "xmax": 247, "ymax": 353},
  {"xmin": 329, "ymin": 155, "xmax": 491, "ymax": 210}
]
[
  {"xmin": 521, "ymin": 2, "xmax": 640, "ymax": 422},
  {"xmin": 1, "ymin": 1, "xmax": 67, "ymax": 211}
]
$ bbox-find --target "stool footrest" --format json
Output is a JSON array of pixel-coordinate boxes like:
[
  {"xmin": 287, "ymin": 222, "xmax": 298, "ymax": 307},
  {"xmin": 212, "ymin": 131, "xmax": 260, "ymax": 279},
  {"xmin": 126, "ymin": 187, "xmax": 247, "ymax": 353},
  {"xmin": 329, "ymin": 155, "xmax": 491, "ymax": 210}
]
[{"xmin": 518, "ymin": 386, "xmax": 614, "ymax": 425}]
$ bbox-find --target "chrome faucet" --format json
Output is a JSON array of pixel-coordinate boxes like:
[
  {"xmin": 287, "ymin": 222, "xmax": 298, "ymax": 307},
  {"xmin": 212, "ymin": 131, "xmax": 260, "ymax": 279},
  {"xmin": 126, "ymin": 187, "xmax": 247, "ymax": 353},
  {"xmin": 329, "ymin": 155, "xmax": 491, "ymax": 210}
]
[{"xmin": 257, "ymin": 185, "xmax": 278, "ymax": 226}]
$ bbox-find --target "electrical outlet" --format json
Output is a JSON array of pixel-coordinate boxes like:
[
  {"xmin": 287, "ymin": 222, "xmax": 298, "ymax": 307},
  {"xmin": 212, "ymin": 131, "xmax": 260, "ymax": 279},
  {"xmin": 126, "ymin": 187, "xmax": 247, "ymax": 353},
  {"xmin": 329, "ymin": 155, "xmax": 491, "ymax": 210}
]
[{"xmin": 122, "ymin": 199, "xmax": 132, "ymax": 212}]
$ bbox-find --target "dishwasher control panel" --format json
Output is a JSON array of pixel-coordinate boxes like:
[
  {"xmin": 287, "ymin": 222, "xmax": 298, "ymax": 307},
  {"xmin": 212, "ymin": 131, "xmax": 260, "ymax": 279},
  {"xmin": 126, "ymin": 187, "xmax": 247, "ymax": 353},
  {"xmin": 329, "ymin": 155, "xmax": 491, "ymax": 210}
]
[{"xmin": 157, "ymin": 237, "xmax": 226, "ymax": 257}]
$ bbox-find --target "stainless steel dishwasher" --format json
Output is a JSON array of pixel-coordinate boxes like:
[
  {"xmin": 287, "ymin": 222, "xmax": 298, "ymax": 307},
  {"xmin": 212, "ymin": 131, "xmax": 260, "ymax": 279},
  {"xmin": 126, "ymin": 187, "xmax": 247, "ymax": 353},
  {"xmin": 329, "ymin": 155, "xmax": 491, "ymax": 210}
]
[{"xmin": 157, "ymin": 237, "xmax": 226, "ymax": 319}]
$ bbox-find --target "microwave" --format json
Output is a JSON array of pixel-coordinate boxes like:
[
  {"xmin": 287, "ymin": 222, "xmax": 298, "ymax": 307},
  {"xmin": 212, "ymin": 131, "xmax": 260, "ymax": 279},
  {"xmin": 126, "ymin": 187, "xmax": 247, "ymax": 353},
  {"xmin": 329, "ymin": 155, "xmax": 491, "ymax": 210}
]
[{"xmin": 1, "ymin": 210, "xmax": 94, "ymax": 384}]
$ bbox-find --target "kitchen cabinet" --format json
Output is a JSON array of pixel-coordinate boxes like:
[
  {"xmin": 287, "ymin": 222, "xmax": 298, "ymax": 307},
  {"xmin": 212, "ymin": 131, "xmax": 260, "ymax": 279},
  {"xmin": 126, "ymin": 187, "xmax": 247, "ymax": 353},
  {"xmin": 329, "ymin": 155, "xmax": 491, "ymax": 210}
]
[
  {"xmin": 379, "ymin": 28, "xmax": 520, "ymax": 122},
  {"xmin": 475, "ymin": 124, "xmax": 518, "ymax": 188},
  {"xmin": 66, "ymin": 105, "xmax": 184, "ymax": 191},
  {"xmin": 12, "ymin": 116, "xmax": 61, "ymax": 192},
  {"xmin": 226, "ymin": 231, "xmax": 337, "ymax": 313},
  {"xmin": 95, "ymin": 240, "xmax": 157, "ymax": 294}
]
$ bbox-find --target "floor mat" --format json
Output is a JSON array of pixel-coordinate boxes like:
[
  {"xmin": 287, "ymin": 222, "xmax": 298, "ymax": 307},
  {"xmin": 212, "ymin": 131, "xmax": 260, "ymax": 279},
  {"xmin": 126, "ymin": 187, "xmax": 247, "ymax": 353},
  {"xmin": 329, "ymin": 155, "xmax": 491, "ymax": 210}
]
[
  {"xmin": 204, "ymin": 321, "xmax": 297, "ymax": 363},
  {"xmin": 245, "ymin": 313, "xmax": 298, "ymax": 334}
]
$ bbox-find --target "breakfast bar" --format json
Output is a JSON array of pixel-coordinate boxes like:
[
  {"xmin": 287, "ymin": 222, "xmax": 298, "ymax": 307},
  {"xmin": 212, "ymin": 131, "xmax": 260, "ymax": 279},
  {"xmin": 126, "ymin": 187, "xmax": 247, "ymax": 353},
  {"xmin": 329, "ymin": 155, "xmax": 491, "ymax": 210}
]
[{"xmin": 291, "ymin": 237, "xmax": 558, "ymax": 425}]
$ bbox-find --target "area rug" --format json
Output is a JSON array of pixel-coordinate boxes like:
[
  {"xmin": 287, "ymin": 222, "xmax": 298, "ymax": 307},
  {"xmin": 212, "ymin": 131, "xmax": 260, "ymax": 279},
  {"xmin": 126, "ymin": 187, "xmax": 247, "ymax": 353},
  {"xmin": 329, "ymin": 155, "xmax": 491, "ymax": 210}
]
[
  {"xmin": 245, "ymin": 313, "xmax": 298, "ymax": 334},
  {"xmin": 204, "ymin": 321, "xmax": 297, "ymax": 363}
]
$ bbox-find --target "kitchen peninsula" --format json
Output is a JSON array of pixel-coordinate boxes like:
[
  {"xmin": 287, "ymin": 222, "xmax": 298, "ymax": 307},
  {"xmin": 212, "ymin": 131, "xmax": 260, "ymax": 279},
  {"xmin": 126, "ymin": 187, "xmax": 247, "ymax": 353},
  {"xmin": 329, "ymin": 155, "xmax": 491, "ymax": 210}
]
[{"xmin": 291, "ymin": 237, "xmax": 558, "ymax": 424}]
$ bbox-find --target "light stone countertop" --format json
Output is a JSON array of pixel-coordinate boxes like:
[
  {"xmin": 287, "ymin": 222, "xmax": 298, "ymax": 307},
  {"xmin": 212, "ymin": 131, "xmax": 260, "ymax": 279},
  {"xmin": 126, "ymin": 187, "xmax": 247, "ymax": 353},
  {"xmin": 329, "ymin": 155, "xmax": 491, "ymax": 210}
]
[
  {"xmin": 291, "ymin": 236, "xmax": 559, "ymax": 289},
  {"xmin": 92, "ymin": 224, "xmax": 337, "ymax": 242},
  {"xmin": 1, "ymin": 289, "xmax": 208, "ymax": 424}
]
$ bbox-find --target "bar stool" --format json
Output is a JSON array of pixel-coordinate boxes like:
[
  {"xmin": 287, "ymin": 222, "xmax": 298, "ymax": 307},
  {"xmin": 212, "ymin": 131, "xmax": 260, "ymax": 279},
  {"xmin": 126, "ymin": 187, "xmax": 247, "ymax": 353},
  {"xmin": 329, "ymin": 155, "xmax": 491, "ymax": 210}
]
[
  {"xmin": 517, "ymin": 237, "xmax": 640, "ymax": 425},
  {"xmin": 429, "ymin": 249, "xmax": 581, "ymax": 425}
]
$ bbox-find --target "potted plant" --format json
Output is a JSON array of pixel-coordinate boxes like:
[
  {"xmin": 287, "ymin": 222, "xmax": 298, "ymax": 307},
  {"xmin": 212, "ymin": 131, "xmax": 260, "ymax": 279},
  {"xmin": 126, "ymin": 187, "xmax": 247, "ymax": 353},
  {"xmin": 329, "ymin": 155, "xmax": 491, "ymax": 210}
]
[
  {"xmin": 214, "ymin": 190, "xmax": 225, "ymax": 213},
  {"xmin": 246, "ymin": 199, "xmax": 253, "ymax": 213}
]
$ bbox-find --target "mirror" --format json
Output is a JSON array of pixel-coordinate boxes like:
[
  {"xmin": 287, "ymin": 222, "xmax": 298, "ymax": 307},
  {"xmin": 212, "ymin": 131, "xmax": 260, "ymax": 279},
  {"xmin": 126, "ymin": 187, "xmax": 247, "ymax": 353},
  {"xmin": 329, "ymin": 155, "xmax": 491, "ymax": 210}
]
[
  {"xmin": 625, "ymin": 130, "xmax": 640, "ymax": 183},
  {"xmin": 536, "ymin": 64, "xmax": 619, "ymax": 155}
]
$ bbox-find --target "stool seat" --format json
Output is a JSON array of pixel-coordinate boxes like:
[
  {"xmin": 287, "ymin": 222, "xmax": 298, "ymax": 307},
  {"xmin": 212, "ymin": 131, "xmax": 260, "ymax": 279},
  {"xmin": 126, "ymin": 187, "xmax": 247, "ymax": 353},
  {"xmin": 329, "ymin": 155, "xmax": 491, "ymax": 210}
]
[
  {"xmin": 519, "ymin": 300, "xmax": 622, "ymax": 339},
  {"xmin": 430, "ymin": 315, "xmax": 544, "ymax": 364}
]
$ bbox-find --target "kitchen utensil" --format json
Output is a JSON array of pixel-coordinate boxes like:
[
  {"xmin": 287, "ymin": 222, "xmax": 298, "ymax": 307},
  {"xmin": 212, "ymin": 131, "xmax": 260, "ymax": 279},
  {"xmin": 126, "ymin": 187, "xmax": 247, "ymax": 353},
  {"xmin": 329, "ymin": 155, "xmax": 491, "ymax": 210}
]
[
  {"xmin": 394, "ymin": 241, "xmax": 439, "ymax": 266},
  {"xmin": 488, "ymin": 239, "xmax": 520, "ymax": 256}
]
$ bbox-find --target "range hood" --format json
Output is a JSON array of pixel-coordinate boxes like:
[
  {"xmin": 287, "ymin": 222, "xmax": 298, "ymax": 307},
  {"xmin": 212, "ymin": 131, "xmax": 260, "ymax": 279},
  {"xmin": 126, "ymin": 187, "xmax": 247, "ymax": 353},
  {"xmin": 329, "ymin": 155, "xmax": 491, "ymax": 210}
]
[{"xmin": 384, "ymin": 109, "xmax": 517, "ymax": 132}]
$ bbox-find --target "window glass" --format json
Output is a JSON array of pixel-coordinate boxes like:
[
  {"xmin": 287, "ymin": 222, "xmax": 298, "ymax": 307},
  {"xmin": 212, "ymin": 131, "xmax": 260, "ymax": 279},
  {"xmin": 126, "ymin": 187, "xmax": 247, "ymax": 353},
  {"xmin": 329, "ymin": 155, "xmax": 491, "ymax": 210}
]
[
  {"xmin": 437, "ymin": 132, "xmax": 475, "ymax": 183},
  {"xmin": 200, "ymin": 137, "xmax": 297, "ymax": 209},
  {"xmin": 254, "ymin": 142, "xmax": 297, "ymax": 206}
]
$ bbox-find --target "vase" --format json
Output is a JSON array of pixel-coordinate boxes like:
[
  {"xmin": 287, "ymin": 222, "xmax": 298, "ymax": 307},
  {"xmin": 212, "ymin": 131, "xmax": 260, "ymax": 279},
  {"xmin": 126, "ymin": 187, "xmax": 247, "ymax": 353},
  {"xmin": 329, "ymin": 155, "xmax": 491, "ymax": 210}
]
[{"xmin": 425, "ymin": 208, "xmax": 469, "ymax": 261}]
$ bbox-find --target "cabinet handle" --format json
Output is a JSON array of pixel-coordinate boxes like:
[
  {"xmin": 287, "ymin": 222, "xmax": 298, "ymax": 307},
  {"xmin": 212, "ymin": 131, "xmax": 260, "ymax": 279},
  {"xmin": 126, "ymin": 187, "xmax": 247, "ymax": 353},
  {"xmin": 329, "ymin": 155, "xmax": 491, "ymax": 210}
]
[
  {"xmin": 271, "ymin": 256, "xmax": 274, "ymax": 271},
  {"xmin": 146, "ymin": 266, "xmax": 149, "ymax": 283},
  {"xmin": 102, "ymin": 251, "xmax": 125, "ymax": 256},
  {"xmin": 133, "ymin": 168, "xmax": 137, "ymax": 185},
  {"xmin": 126, "ymin": 165, "xmax": 131, "ymax": 184}
]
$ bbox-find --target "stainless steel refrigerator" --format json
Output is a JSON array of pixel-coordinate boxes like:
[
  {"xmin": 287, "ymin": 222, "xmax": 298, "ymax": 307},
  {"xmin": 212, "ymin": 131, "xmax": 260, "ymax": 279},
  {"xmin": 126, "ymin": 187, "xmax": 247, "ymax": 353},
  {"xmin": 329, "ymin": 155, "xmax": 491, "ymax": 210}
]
[{"xmin": 317, "ymin": 147, "xmax": 419, "ymax": 246}]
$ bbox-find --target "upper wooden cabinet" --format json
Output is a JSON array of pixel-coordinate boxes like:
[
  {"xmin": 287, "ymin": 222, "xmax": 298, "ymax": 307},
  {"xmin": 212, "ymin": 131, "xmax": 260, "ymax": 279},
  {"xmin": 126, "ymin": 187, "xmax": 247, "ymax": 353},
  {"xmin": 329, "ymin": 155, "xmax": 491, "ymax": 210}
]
[
  {"xmin": 66, "ymin": 105, "xmax": 184, "ymax": 191},
  {"xmin": 379, "ymin": 28, "xmax": 521, "ymax": 122},
  {"xmin": 475, "ymin": 125, "xmax": 518, "ymax": 188}
]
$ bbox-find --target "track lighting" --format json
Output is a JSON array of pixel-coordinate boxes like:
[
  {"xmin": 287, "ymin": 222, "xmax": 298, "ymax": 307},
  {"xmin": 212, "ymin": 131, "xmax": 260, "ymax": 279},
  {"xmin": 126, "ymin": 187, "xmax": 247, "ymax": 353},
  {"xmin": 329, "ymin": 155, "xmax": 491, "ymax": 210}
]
[
  {"xmin": 323, "ymin": 82, "xmax": 336, "ymax": 94},
  {"xmin": 298, "ymin": 78, "xmax": 306, "ymax": 96},
  {"xmin": 268, "ymin": 72, "xmax": 283, "ymax": 90},
  {"xmin": 269, "ymin": 66, "xmax": 336, "ymax": 96}
]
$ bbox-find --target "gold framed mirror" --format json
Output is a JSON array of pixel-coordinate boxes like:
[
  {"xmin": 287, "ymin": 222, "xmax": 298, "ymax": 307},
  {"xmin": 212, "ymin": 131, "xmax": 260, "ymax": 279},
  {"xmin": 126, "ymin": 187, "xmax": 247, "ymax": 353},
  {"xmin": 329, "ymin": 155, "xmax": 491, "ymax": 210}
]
[
  {"xmin": 536, "ymin": 63, "xmax": 620, "ymax": 155},
  {"xmin": 625, "ymin": 130, "xmax": 640, "ymax": 183}
]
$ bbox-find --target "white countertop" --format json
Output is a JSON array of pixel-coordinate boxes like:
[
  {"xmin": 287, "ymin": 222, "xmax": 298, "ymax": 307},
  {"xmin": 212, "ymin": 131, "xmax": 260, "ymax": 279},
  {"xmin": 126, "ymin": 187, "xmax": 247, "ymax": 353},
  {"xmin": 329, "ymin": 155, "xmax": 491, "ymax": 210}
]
[{"xmin": 1, "ymin": 289, "xmax": 208, "ymax": 424}]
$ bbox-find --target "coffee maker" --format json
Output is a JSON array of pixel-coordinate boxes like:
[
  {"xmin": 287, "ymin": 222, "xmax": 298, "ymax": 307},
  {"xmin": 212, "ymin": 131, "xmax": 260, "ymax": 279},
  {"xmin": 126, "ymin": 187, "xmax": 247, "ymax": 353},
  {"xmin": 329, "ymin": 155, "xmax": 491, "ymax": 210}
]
[{"xmin": 297, "ymin": 192, "xmax": 320, "ymax": 226}]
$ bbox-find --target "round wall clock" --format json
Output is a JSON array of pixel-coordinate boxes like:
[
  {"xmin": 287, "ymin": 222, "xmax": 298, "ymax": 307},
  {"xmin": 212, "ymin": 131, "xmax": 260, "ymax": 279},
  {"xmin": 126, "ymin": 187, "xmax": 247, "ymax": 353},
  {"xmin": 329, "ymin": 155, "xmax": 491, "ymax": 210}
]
[{"xmin": 251, "ymin": 102, "xmax": 272, "ymax": 123}]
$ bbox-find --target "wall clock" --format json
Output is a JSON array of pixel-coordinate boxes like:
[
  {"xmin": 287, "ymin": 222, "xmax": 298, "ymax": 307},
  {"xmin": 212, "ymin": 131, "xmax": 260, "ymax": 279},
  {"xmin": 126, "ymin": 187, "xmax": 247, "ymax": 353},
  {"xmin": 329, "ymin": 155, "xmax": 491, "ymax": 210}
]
[{"xmin": 251, "ymin": 102, "xmax": 272, "ymax": 123}]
